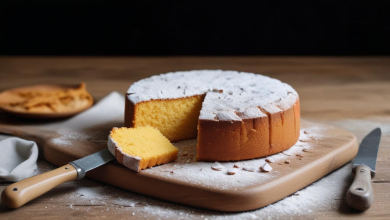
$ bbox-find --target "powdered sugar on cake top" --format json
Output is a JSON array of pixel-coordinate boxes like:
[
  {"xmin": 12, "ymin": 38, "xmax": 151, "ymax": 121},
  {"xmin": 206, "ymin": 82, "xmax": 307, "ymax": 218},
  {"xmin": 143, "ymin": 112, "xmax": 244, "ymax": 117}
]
[{"xmin": 127, "ymin": 70, "xmax": 298, "ymax": 121}]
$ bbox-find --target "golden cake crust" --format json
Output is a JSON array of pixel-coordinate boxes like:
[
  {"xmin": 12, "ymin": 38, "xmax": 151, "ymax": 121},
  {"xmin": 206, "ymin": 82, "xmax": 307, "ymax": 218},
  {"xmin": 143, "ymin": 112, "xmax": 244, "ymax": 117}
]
[{"xmin": 196, "ymin": 99, "xmax": 300, "ymax": 161}]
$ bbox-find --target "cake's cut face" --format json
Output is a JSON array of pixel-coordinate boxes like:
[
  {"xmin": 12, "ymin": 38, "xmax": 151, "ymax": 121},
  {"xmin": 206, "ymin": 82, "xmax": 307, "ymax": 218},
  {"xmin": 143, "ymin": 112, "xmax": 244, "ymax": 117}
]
[
  {"xmin": 125, "ymin": 70, "xmax": 300, "ymax": 162},
  {"xmin": 132, "ymin": 95, "xmax": 205, "ymax": 142},
  {"xmin": 108, "ymin": 126, "xmax": 178, "ymax": 172}
]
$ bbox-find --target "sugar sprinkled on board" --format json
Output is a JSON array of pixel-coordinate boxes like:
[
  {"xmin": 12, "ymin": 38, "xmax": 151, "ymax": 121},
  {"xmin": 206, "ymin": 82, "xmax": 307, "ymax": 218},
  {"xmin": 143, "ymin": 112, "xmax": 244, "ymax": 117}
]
[
  {"xmin": 52, "ymin": 129, "xmax": 349, "ymax": 218},
  {"xmin": 265, "ymin": 157, "xmax": 275, "ymax": 163},
  {"xmin": 211, "ymin": 162, "xmax": 224, "ymax": 171},
  {"xmin": 141, "ymin": 128, "xmax": 318, "ymax": 190},
  {"xmin": 227, "ymin": 168, "xmax": 238, "ymax": 175},
  {"xmin": 242, "ymin": 166, "xmax": 255, "ymax": 172},
  {"xmin": 38, "ymin": 92, "xmax": 357, "ymax": 219},
  {"xmin": 76, "ymin": 187, "xmax": 104, "ymax": 199},
  {"xmin": 61, "ymin": 163, "xmax": 352, "ymax": 219},
  {"xmin": 260, "ymin": 162, "xmax": 273, "ymax": 172},
  {"xmin": 49, "ymin": 92, "xmax": 125, "ymax": 146}
]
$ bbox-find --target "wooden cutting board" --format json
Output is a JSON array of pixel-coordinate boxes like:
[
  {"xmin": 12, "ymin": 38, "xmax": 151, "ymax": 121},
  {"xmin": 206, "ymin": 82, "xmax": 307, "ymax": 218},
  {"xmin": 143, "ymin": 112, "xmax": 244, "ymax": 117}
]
[{"xmin": 0, "ymin": 93, "xmax": 358, "ymax": 212}]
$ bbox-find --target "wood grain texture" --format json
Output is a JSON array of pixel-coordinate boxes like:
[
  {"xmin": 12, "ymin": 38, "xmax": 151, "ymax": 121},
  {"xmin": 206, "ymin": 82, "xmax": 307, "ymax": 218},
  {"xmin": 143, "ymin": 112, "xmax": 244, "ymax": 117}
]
[
  {"xmin": 0, "ymin": 118, "xmax": 359, "ymax": 212},
  {"xmin": 0, "ymin": 57, "xmax": 389, "ymax": 219}
]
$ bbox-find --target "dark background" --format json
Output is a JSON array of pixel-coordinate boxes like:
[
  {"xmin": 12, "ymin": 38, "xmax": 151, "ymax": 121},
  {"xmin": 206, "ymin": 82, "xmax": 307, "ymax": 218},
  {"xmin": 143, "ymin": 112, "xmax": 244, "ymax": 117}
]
[{"xmin": 1, "ymin": 1, "xmax": 390, "ymax": 56}]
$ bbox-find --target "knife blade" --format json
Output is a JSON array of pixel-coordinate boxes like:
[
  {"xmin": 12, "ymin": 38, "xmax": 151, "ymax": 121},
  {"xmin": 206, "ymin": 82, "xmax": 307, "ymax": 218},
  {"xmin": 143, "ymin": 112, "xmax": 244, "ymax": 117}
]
[
  {"xmin": 1, "ymin": 149, "xmax": 115, "ymax": 208},
  {"xmin": 346, "ymin": 128, "xmax": 381, "ymax": 211},
  {"xmin": 69, "ymin": 149, "xmax": 115, "ymax": 180},
  {"xmin": 352, "ymin": 128, "xmax": 381, "ymax": 177}
]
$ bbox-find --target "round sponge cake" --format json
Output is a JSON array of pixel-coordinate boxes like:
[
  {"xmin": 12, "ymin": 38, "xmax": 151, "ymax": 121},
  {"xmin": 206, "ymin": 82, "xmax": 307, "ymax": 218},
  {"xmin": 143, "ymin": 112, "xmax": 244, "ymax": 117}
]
[{"xmin": 125, "ymin": 70, "xmax": 300, "ymax": 161}]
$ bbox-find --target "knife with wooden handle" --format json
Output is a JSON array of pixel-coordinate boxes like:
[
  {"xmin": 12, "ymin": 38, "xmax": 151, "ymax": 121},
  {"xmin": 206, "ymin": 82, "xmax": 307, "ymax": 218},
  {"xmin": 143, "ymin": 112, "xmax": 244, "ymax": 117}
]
[
  {"xmin": 1, "ymin": 149, "xmax": 115, "ymax": 208},
  {"xmin": 346, "ymin": 128, "xmax": 381, "ymax": 211}
]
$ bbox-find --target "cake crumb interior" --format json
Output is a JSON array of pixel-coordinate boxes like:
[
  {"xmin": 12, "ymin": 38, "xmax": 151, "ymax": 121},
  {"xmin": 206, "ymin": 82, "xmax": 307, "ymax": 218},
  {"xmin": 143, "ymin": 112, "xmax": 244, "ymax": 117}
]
[
  {"xmin": 133, "ymin": 95, "xmax": 205, "ymax": 142},
  {"xmin": 111, "ymin": 126, "xmax": 178, "ymax": 170}
]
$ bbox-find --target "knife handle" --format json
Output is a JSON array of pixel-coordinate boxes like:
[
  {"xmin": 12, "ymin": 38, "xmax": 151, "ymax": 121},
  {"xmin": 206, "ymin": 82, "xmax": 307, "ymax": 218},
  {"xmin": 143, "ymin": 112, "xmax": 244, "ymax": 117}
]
[
  {"xmin": 346, "ymin": 164, "xmax": 374, "ymax": 211},
  {"xmin": 1, "ymin": 164, "xmax": 77, "ymax": 208}
]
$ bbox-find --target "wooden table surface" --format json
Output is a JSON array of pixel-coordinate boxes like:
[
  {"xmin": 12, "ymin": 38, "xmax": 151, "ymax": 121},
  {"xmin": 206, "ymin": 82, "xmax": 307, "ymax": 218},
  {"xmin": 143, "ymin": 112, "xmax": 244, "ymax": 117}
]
[{"xmin": 0, "ymin": 57, "xmax": 389, "ymax": 219}]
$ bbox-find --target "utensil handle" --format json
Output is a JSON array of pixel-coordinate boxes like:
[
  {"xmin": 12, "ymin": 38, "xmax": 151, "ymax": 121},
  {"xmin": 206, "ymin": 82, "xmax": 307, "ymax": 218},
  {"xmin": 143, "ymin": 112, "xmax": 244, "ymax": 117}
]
[
  {"xmin": 346, "ymin": 164, "xmax": 374, "ymax": 211},
  {"xmin": 1, "ymin": 164, "xmax": 77, "ymax": 208}
]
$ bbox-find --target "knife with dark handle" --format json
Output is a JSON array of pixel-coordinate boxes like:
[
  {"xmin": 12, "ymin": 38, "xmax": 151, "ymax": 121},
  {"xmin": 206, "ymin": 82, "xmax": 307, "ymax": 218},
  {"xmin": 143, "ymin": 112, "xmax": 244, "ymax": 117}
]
[
  {"xmin": 1, "ymin": 149, "xmax": 115, "ymax": 208},
  {"xmin": 346, "ymin": 128, "xmax": 381, "ymax": 211}
]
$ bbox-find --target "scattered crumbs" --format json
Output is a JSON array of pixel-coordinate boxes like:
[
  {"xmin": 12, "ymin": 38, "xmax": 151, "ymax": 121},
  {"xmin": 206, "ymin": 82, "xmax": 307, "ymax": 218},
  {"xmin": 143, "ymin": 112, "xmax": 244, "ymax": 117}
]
[
  {"xmin": 211, "ymin": 162, "xmax": 224, "ymax": 171},
  {"xmin": 63, "ymin": 168, "xmax": 352, "ymax": 219},
  {"xmin": 265, "ymin": 157, "xmax": 275, "ymax": 163},
  {"xmin": 242, "ymin": 166, "xmax": 255, "ymax": 172},
  {"xmin": 260, "ymin": 162, "xmax": 273, "ymax": 172},
  {"xmin": 227, "ymin": 168, "xmax": 238, "ymax": 175},
  {"xmin": 285, "ymin": 160, "xmax": 291, "ymax": 164},
  {"xmin": 299, "ymin": 139, "xmax": 310, "ymax": 142},
  {"xmin": 39, "ymin": 94, "xmax": 347, "ymax": 219}
]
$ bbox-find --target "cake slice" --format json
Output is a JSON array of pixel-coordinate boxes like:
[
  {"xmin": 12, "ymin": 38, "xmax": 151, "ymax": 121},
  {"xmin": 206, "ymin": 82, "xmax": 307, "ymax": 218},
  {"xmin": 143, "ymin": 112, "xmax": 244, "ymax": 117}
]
[{"xmin": 108, "ymin": 126, "xmax": 178, "ymax": 172}]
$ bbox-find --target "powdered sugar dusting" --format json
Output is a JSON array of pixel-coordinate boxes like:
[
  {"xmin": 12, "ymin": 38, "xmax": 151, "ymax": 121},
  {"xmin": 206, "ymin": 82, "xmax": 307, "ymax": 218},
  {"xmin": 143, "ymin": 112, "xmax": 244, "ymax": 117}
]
[
  {"xmin": 142, "ymin": 127, "xmax": 320, "ymax": 189},
  {"xmin": 51, "ymin": 128, "xmax": 110, "ymax": 147},
  {"xmin": 127, "ymin": 70, "xmax": 298, "ymax": 121},
  {"xmin": 238, "ymin": 107, "xmax": 266, "ymax": 119},
  {"xmin": 50, "ymin": 92, "xmax": 124, "ymax": 147},
  {"xmin": 36, "ymin": 92, "xmax": 356, "ymax": 219},
  {"xmin": 216, "ymin": 110, "xmax": 242, "ymax": 121},
  {"xmin": 62, "ymin": 162, "xmax": 352, "ymax": 219},
  {"xmin": 76, "ymin": 187, "xmax": 104, "ymax": 199}
]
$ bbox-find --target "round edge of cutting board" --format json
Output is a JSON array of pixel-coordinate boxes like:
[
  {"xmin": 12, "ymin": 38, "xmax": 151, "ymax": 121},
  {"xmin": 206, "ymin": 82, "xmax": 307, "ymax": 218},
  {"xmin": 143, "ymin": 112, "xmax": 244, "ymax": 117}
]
[
  {"xmin": 0, "ymin": 84, "xmax": 94, "ymax": 119},
  {"xmin": 85, "ymin": 125, "xmax": 358, "ymax": 212},
  {"xmin": 40, "ymin": 120, "xmax": 358, "ymax": 212},
  {"xmin": 0, "ymin": 119, "xmax": 359, "ymax": 212}
]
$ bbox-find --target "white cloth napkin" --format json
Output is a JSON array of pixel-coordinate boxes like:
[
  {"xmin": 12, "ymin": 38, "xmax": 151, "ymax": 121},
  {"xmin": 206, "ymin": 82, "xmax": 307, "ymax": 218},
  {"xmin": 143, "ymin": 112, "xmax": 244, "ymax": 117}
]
[
  {"xmin": 0, "ymin": 92, "xmax": 123, "ymax": 182},
  {"xmin": 0, "ymin": 137, "xmax": 38, "ymax": 181}
]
